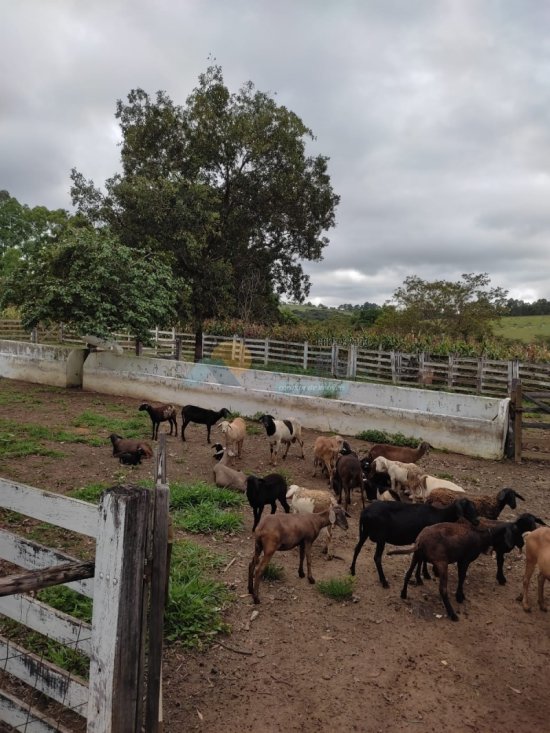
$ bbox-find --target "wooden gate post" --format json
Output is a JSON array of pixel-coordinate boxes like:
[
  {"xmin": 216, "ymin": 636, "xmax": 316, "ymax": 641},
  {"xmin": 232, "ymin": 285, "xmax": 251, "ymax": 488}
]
[
  {"xmin": 507, "ymin": 378, "xmax": 523, "ymax": 464},
  {"xmin": 87, "ymin": 486, "xmax": 152, "ymax": 733}
]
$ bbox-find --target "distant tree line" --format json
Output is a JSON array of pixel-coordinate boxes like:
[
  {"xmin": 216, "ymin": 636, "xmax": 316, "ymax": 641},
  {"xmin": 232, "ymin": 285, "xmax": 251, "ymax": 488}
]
[{"xmin": 506, "ymin": 298, "xmax": 550, "ymax": 316}]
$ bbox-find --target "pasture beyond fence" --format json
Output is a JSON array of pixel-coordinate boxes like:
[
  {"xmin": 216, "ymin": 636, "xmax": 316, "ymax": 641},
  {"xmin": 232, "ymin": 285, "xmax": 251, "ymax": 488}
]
[
  {"xmin": 0, "ymin": 438, "xmax": 170, "ymax": 732},
  {"xmin": 1, "ymin": 319, "xmax": 550, "ymax": 397}
]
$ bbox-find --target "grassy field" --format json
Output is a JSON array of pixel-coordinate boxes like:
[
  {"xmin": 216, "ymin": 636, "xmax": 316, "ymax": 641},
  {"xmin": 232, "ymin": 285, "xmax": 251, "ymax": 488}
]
[{"xmin": 495, "ymin": 315, "xmax": 550, "ymax": 343}]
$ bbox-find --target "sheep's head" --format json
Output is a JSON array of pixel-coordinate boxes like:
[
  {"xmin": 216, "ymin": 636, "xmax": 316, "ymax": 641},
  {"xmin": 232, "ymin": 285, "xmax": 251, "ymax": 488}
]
[
  {"xmin": 329, "ymin": 505, "xmax": 350, "ymax": 531},
  {"xmin": 138, "ymin": 403, "xmax": 150, "ymax": 412},
  {"xmin": 219, "ymin": 421, "xmax": 230, "ymax": 434},
  {"xmin": 456, "ymin": 498, "xmax": 479, "ymax": 526}
]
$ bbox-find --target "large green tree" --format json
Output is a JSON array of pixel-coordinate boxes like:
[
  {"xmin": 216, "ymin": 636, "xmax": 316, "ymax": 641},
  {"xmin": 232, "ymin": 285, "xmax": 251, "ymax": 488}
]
[
  {"xmin": 0, "ymin": 191, "xmax": 70, "ymax": 284},
  {"xmin": 70, "ymin": 65, "xmax": 340, "ymax": 358},
  {"xmin": 1, "ymin": 226, "xmax": 183, "ymax": 342},
  {"xmin": 374, "ymin": 273, "xmax": 508, "ymax": 340}
]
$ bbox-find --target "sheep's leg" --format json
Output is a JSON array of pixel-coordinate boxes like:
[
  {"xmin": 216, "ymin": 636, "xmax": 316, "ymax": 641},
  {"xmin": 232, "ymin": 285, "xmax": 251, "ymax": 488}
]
[
  {"xmin": 270, "ymin": 444, "xmax": 277, "ymax": 466},
  {"xmin": 252, "ymin": 506, "xmax": 264, "ymax": 531},
  {"xmin": 206, "ymin": 424, "xmax": 212, "ymax": 444},
  {"xmin": 421, "ymin": 561, "xmax": 431, "ymax": 580},
  {"xmin": 521, "ymin": 559, "xmax": 536, "ymax": 612},
  {"xmin": 434, "ymin": 562, "xmax": 458, "ymax": 621},
  {"xmin": 269, "ymin": 501, "xmax": 277, "ymax": 515},
  {"xmin": 305, "ymin": 541, "xmax": 315, "ymax": 583},
  {"xmin": 495, "ymin": 551, "xmax": 506, "ymax": 585},
  {"xmin": 248, "ymin": 540, "xmax": 262, "ymax": 596},
  {"xmin": 400, "ymin": 553, "xmax": 419, "ymax": 599},
  {"xmin": 374, "ymin": 541, "xmax": 389, "ymax": 588},
  {"xmin": 298, "ymin": 438, "xmax": 305, "ymax": 459},
  {"xmin": 252, "ymin": 548, "xmax": 274, "ymax": 604},
  {"xmin": 282, "ymin": 441, "xmax": 291, "ymax": 460},
  {"xmin": 350, "ymin": 534, "xmax": 368, "ymax": 576},
  {"xmin": 322, "ymin": 526, "xmax": 333, "ymax": 560},
  {"xmin": 537, "ymin": 573, "xmax": 547, "ymax": 612},
  {"xmin": 181, "ymin": 419, "xmax": 189, "ymax": 442},
  {"xmin": 455, "ymin": 560, "xmax": 469, "ymax": 603},
  {"xmin": 279, "ymin": 496, "xmax": 291, "ymax": 514},
  {"xmin": 413, "ymin": 561, "xmax": 424, "ymax": 586},
  {"xmin": 298, "ymin": 541, "xmax": 306, "ymax": 578}
]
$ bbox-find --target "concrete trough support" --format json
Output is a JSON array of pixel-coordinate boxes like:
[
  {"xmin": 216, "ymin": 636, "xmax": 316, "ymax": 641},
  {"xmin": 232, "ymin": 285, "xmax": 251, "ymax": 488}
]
[
  {"xmin": 0, "ymin": 340, "xmax": 87, "ymax": 388},
  {"xmin": 83, "ymin": 352, "xmax": 509, "ymax": 459}
]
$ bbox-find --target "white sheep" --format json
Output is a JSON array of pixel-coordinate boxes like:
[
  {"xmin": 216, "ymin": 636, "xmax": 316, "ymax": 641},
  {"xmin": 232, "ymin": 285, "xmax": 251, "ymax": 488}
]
[
  {"xmin": 286, "ymin": 484, "xmax": 343, "ymax": 559},
  {"xmin": 406, "ymin": 473, "xmax": 465, "ymax": 501},
  {"xmin": 219, "ymin": 417, "xmax": 246, "ymax": 461},
  {"xmin": 371, "ymin": 456, "xmax": 424, "ymax": 496}
]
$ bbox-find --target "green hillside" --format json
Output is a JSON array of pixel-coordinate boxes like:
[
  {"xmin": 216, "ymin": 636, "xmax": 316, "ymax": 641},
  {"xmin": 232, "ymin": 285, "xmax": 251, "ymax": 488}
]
[{"xmin": 495, "ymin": 315, "xmax": 550, "ymax": 344}]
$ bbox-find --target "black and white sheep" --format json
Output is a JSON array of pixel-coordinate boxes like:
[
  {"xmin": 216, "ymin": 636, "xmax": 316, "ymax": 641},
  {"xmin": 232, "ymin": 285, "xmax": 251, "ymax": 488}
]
[{"xmin": 257, "ymin": 414, "xmax": 305, "ymax": 466}]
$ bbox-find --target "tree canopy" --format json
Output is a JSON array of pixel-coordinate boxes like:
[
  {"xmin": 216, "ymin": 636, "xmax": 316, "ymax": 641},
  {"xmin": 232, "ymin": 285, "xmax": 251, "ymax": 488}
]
[
  {"xmin": 70, "ymin": 65, "xmax": 340, "ymax": 356},
  {"xmin": 373, "ymin": 273, "xmax": 508, "ymax": 341},
  {"xmin": 1, "ymin": 226, "xmax": 183, "ymax": 342}
]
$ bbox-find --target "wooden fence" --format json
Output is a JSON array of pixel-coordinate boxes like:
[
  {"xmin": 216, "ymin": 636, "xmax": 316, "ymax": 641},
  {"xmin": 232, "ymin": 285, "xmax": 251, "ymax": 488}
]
[
  {"xmin": 0, "ymin": 440, "xmax": 170, "ymax": 732},
  {"xmin": 2, "ymin": 319, "xmax": 550, "ymax": 397},
  {"xmin": 508, "ymin": 379, "xmax": 550, "ymax": 462}
]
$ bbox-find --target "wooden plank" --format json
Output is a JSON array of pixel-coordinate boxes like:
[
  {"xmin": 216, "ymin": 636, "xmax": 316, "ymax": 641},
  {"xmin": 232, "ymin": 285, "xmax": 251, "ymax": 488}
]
[
  {"xmin": 87, "ymin": 486, "xmax": 151, "ymax": 733},
  {"xmin": 145, "ymin": 485, "xmax": 169, "ymax": 732},
  {"xmin": 0, "ymin": 594, "xmax": 92, "ymax": 657},
  {"xmin": 0, "ymin": 637, "xmax": 88, "ymax": 712},
  {"xmin": 0, "ymin": 479, "xmax": 98, "ymax": 538},
  {"xmin": 0, "ymin": 689, "xmax": 75, "ymax": 733},
  {"xmin": 0, "ymin": 561, "xmax": 94, "ymax": 597},
  {"xmin": 0, "ymin": 530, "xmax": 94, "ymax": 597}
]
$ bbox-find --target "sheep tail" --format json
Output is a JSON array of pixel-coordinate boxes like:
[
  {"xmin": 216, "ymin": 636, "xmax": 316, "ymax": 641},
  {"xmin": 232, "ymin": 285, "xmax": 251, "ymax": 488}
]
[{"xmin": 387, "ymin": 546, "xmax": 415, "ymax": 555}]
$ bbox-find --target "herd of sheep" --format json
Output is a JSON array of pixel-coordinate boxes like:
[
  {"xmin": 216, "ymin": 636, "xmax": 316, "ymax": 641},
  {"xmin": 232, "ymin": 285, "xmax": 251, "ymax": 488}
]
[{"xmin": 109, "ymin": 400, "xmax": 550, "ymax": 622}]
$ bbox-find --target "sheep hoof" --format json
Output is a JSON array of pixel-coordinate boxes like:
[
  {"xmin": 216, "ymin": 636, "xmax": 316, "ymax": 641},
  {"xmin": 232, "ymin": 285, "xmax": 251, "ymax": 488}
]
[
  {"xmin": 299, "ymin": 570, "xmax": 305, "ymax": 578},
  {"xmin": 382, "ymin": 581, "xmax": 390, "ymax": 589},
  {"xmin": 497, "ymin": 578, "xmax": 506, "ymax": 586},
  {"xmin": 308, "ymin": 577, "xmax": 316, "ymax": 584},
  {"xmin": 450, "ymin": 614, "xmax": 459, "ymax": 622},
  {"xmin": 540, "ymin": 605, "xmax": 548, "ymax": 613}
]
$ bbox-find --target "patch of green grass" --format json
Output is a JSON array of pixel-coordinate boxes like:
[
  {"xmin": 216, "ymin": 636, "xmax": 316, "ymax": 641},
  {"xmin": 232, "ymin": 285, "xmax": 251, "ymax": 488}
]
[
  {"xmin": 165, "ymin": 539, "xmax": 231, "ymax": 647},
  {"xmin": 69, "ymin": 483, "xmax": 109, "ymax": 503},
  {"xmin": 320, "ymin": 385, "xmax": 341, "ymax": 399},
  {"xmin": 0, "ymin": 427, "xmax": 64, "ymax": 460},
  {"xmin": 72, "ymin": 409, "xmax": 148, "ymax": 438},
  {"xmin": 435, "ymin": 472, "xmax": 454, "ymax": 480},
  {"xmin": 170, "ymin": 480, "xmax": 244, "ymax": 534},
  {"xmin": 262, "ymin": 562, "xmax": 284, "ymax": 580},
  {"xmin": 316, "ymin": 575, "xmax": 356, "ymax": 601},
  {"xmin": 38, "ymin": 586, "xmax": 93, "ymax": 623},
  {"xmin": 496, "ymin": 315, "xmax": 550, "ymax": 343}
]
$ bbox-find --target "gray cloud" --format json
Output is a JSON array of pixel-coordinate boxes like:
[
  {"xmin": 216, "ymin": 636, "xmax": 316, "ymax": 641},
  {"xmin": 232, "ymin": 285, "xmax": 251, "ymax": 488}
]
[{"xmin": 2, "ymin": 0, "xmax": 550, "ymax": 305}]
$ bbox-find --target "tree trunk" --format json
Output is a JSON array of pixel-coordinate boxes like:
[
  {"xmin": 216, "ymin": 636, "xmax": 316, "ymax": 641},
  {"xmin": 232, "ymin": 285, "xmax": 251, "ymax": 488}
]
[{"xmin": 194, "ymin": 324, "xmax": 203, "ymax": 362}]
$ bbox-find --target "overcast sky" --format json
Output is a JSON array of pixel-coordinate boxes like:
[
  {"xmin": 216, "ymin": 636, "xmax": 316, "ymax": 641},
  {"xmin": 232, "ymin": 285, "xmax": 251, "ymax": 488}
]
[{"xmin": 2, "ymin": 0, "xmax": 550, "ymax": 306}]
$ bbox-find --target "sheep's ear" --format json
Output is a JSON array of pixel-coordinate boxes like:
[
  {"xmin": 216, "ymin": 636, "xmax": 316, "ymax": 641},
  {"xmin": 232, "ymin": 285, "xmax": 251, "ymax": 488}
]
[
  {"xmin": 535, "ymin": 516, "xmax": 547, "ymax": 526},
  {"xmin": 329, "ymin": 507, "xmax": 336, "ymax": 525}
]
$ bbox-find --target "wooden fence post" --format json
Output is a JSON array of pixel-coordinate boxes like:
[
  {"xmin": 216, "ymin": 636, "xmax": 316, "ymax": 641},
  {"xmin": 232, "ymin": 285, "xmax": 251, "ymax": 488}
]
[
  {"xmin": 87, "ymin": 486, "xmax": 152, "ymax": 733},
  {"xmin": 510, "ymin": 378, "xmax": 523, "ymax": 464},
  {"xmin": 347, "ymin": 344, "xmax": 357, "ymax": 379},
  {"xmin": 174, "ymin": 336, "xmax": 182, "ymax": 361},
  {"xmin": 303, "ymin": 341, "xmax": 309, "ymax": 371},
  {"xmin": 390, "ymin": 351, "xmax": 397, "ymax": 384},
  {"xmin": 331, "ymin": 343, "xmax": 338, "ymax": 375}
]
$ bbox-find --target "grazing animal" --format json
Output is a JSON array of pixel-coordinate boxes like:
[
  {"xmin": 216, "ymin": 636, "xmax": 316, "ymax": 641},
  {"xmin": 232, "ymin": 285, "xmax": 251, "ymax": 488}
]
[
  {"xmin": 181, "ymin": 405, "xmax": 230, "ymax": 443},
  {"xmin": 212, "ymin": 444, "xmax": 247, "ymax": 492},
  {"xmin": 117, "ymin": 449, "xmax": 146, "ymax": 465},
  {"xmin": 349, "ymin": 498, "xmax": 480, "ymax": 586},
  {"xmin": 109, "ymin": 433, "xmax": 153, "ymax": 459},
  {"xmin": 248, "ymin": 506, "xmax": 349, "ymax": 603},
  {"xmin": 397, "ymin": 519, "xmax": 511, "ymax": 621},
  {"xmin": 313, "ymin": 435, "xmax": 345, "ymax": 481},
  {"xmin": 367, "ymin": 441, "xmax": 431, "ymax": 464},
  {"xmin": 406, "ymin": 473, "xmax": 465, "ymax": 501},
  {"xmin": 139, "ymin": 402, "xmax": 178, "ymax": 440},
  {"xmin": 519, "ymin": 526, "xmax": 550, "ymax": 613},
  {"xmin": 286, "ymin": 484, "xmax": 347, "ymax": 559},
  {"xmin": 219, "ymin": 417, "xmax": 247, "ymax": 460},
  {"xmin": 369, "ymin": 456, "xmax": 424, "ymax": 497},
  {"xmin": 331, "ymin": 453, "xmax": 365, "ymax": 510},
  {"xmin": 246, "ymin": 473, "xmax": 290, "ymax": 530},
  {"xmin": 425, "ymin": 487, "xmax": 525, "ymax": 520},
  {"xmin": 258, "ymin": 414, "xmax": 305, "ymax": 466}
]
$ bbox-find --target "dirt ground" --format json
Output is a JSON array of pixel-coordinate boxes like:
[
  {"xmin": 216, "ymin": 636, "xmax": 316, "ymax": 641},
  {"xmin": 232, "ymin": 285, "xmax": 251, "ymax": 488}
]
[{"xmin": 1, "ymin": 379, "xmax": 550, "ymax": 733}]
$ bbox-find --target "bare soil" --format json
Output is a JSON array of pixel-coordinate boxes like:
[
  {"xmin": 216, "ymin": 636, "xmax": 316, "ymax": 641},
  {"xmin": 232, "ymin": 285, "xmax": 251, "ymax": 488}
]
[{"xmin": 1, "ymin": 379, "xmax": 550, "ymax": 733}]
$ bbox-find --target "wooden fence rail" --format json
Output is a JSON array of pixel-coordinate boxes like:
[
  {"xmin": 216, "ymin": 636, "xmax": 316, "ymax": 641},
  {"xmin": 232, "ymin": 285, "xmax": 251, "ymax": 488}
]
[
  {"xmin": 2, "ymin": 319, "xmax": 550, "ymax": 397},
  {"xmin": 0, "ymin": 438, "xmax": 170, "ymax": 732}
]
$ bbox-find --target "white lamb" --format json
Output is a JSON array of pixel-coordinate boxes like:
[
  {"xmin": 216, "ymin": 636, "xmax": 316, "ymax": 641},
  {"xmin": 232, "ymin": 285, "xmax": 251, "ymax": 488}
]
[
  {"xmin": 286, "ymin": 484, "xmax": 345, "ymax": 560},
  {"xmin": 371, "ymin": 456, "xmax": 424, "ymax": 496}
]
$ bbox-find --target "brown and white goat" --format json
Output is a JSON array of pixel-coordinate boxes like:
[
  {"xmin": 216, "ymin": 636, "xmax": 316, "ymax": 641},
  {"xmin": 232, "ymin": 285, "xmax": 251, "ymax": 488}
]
[{"xmin": 519, "ymin": 526, "xmax": 550, "ymax": 613}]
